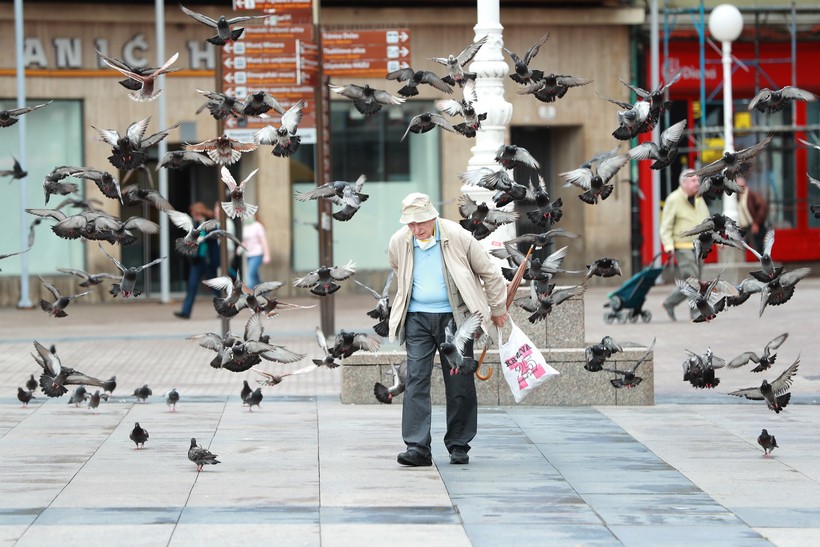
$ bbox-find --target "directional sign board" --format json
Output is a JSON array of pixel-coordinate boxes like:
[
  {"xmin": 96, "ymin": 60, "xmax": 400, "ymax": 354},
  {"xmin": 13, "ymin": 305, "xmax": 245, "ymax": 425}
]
[
  {"xmin": 322, "ymin": 29, "xmax": 411, "ymax": 77},
  {"xmin": 233, "ymin": 0, "xmax": 313, "ymax": 16}
]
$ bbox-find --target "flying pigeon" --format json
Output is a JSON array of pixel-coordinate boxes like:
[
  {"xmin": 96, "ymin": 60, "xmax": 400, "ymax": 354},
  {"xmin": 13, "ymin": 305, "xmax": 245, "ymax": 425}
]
[
  {"xmin": 120, "ymin": 184, "xmax": 173, "ymax": 212},
  {"xmin": 204, "ymin": 275, "xmax": 246, "ymax": 317},
  {"xmin": 687, "ymin": 136, "xmax": 772, "ymax": 182},
  {"xmin": 329, "ymin": 330, "xmax": 381, "ymax": 360},
  {"xmin": 0, "ymin": 247, "xmax": 30, "ymax": 272},
  {"xmin": 92, "ymin": 117, "xmax": 179, "ymax": 171},
  {"xmin": 243, "ymin": 312, "xmax": 306, "ymax": 365},
  {"xmin": 184, "ymin": 134, "xmax": 257, "ymax": 166},
  {"xmin": 220, "ymin": 166, "xmax": 259, "ymax": 219},
  {"xmin": 31, "ymin": 341, "xmax": 109, "ymax": 397},
  {"xmin": 457, "ymin": 194, "xmax": 519, "ymax": 240},
  {"xmin": 429, "ymin": 35, "xmax": 488, "ymax": 87},
  {"xmin": 99, "ymin": 243, "xmax": 166, "ymax": 298},
  {"xmin": 696, "ymin": 174, "xmax": 744, "ymax": 202},
  {"xmin": 164, "ymin": 388, "xmax": 180, "ymax": 412},
  {"xmin": 166, "ymin": 210, "xmax": 222, "ymax": 256},
  {"xmin": 0, "ymin": 156, "xmax": 26, "ymax": 182},
  {"xmin": 440, "ymin": 313, "xmax": 483, "ymax": 375},
  {"xmin": 458, "ymin": 167, "xmax": 530, "ymax": 207},
  {"xmin": 725, "ymin": 276, "xmax": 766, "ymax": 308},
  {"xmin": 585, "ymin": 336, "xmax": 623, "ymax": 372},
  {"xmin": 524, "ymin": 178, "xmax": 564, "ymax": 227},
  {"xmin": 130, "ymin": 422, "xmax": 149, "ymax": 449},
  {"xmin": 195, "ymin": 89, "xmax": 244, "ymax": 120},
  {"xmin": 253, "ymin": 363, "xmax": 318, "ymax": 387},
  {"xmin": 682, "ymin": 348, "xmax": 725, "ymax": 389},
  {"xmin": 728, "ymin": 355, "xmax": 800, "ymax": 413},
  {"xmin": 328, "ymin": 83, "xmax": 405, "ymax": 116},
  {"xmin": 757, "ymin": 429, "xmax": 778, "ymax": 457},
  {"xmin": 758, "ymin": 267, "xmax": 812, "ymax": 317},
  {"xmin": 748, "ymin": 86, "xmax": 817, "ymax": 114},
  {"xmin": 494, "ymin": 144, "xmax": 540, "ymax": 171},
  {"xmin": 188, "ymin": 438, "xmax": 221, "ymax": 471},
  {"xmin": 676, "ymin": 274, "xmax": 738, "ymax": 322},
  {"xmin": 585, "ymin": 257, "xmax": 622, "ymax": 280},
  {"xmin": 435, "ymin": 80, "xmax": 487, "ymax": 137},
  {"xmin": 39, "ymin": 277, "xmax": 92, "ymax": 317},
  {"xmin": 17, "ymin": 387, "xmax": 36, "ymax": 408},
  {"xmin": 0, "ymin": 101, "xmax": 52, "ymax": 127},
  {"xmin": 499, "ymin": 245, "xmax": 576, "ymax": 281},
  {"xmin": 72, "ymin": 168, "xmax": 123, "ymax": 202},
  {"xmin": 614, "ymin": 72, "xmax": 681, "ymax": 136},
  {"xmin": 603, "ymin": 337, "xmax": 656, "ymax": 388},
  {"xmin": 727, "ymin": 332, "xmax": 789, "ymax": 373},
  {"xmin": 103, "ymin": 376, "xmax": 117, "ymax": 394},
  {"xmin": 295, "ymin": 175, "xmax": 369, "ymax": 222},
  {"xmin": 156, "ymin": 150, "xmax": 215, "ymax": 170},
  {"xmin": 598, "ymin": 93, "xmax": 652, "ymax": 141},
  {"xmin": 293, "ymin": 261, "xmax": 357, "ymax": 296},
  {"xmin": 516, "ymin": 73, "xmax": 592, "ymax": 103},
  {"xmin": 252, "ymin": 100, "xmax": 305, "ymax": 158},
  {"xmin": 133, "ymin": 384, "xmax": 152, "ymax": 403},
  {"xmin": 87, "ymin": 390, "xmax": 107, "ymax": 413},
  {"xmin": 499, "ymin": 228, "xmax": 579, "ymax": 253},
  {"xmin": 401, "ymin": 112, "xmax": 455, "ymax": 142},
  {"xmin": 386, "ymin": 67, "xmax": 453, "ymax": 97},
  {"xmin": 243, "ymin": 387, "xmax": 263, "ymax": 411},
  {"xmin": 101, "ymin": 51, "xmax": 179, "ymax": 102},
  {"xmin": 628, "ymin": 119, "xmax": 688, "ymax": 170},
  {"xmin": 743, "ymin": 229, "xmax": 779, "ymax": 281},
  {"xmin": 503, "ymin": 33, "xmax": 550, "ymax": 85},
  {"xmin": 516, "ymin": 282, "xmax": 585, "ymax": 323},
  {"xmin": 241, "ymin": 91, "xmax": 285, "ymax": 117},
  {"xmin": 312, "ymin": 326, "xmax": 343, "ymax": 369},
  {"xmin": 42, "ymin": 166, "xmax": 83, "ymax": 203},
  {"xmin": 180, "ymin": 4, "xmax": 265, "ymax": 46},
  {"xmin": 374, "ymin": 361, "xmax": 407, "ymax": 404},
  {"xmin": 353, "ymin": 271, "xmax": 395, "ymax": 337},
  {"xmin": 560, "ymin": 153, "xmax": 629, "ymax": 204},
  {"xmin": 96, "ymin": 49, "xmax": 182, "ymax": 91}
]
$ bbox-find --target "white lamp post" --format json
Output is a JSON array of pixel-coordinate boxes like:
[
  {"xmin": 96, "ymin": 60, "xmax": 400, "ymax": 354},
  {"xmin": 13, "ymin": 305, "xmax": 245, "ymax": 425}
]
[{"xmin": 708, "ymin": 3, "xmax": 744, "ymax": 222}]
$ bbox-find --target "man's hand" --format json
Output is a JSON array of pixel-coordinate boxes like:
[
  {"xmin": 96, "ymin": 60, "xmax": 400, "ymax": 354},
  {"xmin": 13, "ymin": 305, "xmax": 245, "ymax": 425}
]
[
  {"xmin": 490, "ymin": 312, "xmax": 509, "ymax": 327},
  {"xmin": 663, "ymin": 250, "xmax": 677, "ymax": 266}
]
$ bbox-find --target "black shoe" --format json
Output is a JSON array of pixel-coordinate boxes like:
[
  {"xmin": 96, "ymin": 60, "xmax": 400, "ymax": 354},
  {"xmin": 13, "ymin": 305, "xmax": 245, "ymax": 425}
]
[
  {"xmin": 397, "ymin": 450, "xmax": 432, "ymax": 467},
  {"xmin": 662, "ymin": 302, "xmax": 676, "ymax": 322},
  {"xmin": 174, "ymin": 312, "xmax": 190, "ymax": 319},
  {"xmin": 450, "ymin": 448, "xmax": 469, "ymax": 465}
]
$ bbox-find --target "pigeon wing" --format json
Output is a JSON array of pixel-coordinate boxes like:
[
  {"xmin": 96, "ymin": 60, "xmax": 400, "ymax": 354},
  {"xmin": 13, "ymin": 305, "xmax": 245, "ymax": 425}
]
[
  {"xmin": 329, "ymin": 261, "xmax": 356, "ymax": 280},
  {"xmin": 770, "ymin": 355, "xmax": 800, "ymax": 396}
]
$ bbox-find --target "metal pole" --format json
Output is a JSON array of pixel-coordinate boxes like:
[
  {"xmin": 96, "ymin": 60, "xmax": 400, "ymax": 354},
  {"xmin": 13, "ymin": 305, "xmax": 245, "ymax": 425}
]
[
  {"xmin": 314, "ymin": 0, "xmax": 334, "ymax": 336},
  {"xmin": 650, "ymin": 0, "xmax": 661, "ymax": 261},
  {"xmin": 215, "ymin": 42, "xmax": 230, "ymax": 336},
  {"xmin": 15, "ymin": 0, "xmax": 32, "ymax": 308},
  {"xmin": 155, "ymin": 0, "xmax": 170, "ymax": 303},
  {"xmin": 721, "ymin": 39, "xmax": 738, "ymax": 221}
]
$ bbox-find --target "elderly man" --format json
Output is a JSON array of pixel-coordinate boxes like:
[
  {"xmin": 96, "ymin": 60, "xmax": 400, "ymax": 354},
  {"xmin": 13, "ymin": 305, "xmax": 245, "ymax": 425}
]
[
  {"xmin": 659, "ymin": 172, "xmax": 710, "ymax": 321},
  {"xmin": 387, "ymin": 192, "xmax": 508, "ymax": 466}
]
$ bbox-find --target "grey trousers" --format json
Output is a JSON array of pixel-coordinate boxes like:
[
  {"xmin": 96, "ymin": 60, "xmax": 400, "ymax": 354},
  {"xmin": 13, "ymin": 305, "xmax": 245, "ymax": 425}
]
[
  {"xmin": 402, "ymin": 312, "xmax": 478, "ymax": 458},
  {"xmin": 664, "ymin": 248, "xmax": 701, "ymax": 308}
]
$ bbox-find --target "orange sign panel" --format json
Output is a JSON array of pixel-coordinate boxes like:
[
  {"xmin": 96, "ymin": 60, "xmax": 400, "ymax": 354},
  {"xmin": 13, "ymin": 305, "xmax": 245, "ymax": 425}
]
[{"xmin": 321, "ymin": 29, "xmax": 411, "ymax": 77}]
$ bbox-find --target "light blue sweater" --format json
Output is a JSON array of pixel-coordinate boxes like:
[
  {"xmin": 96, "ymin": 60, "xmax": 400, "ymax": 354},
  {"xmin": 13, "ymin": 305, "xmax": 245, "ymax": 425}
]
[{"xmin": 407, "ymin": 224, "xmax": 452, "ymax": 313}]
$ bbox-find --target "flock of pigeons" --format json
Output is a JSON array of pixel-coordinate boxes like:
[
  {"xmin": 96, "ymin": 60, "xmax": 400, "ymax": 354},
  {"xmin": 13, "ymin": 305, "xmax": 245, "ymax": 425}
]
[{"xmin": 3, "ymin": 14, "xmax": 818, "ymax": 462}]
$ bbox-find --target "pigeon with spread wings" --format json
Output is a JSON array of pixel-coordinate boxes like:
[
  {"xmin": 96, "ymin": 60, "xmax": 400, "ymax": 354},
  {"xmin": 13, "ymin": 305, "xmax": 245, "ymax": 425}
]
[
  {"xmin": 628, "ymin": 119, "xmax": 687, "ymax": 170},
  {"xmin": 294, "ymin": 175, "xmax": 368, "ymax": 222},
  {"xmin": 39, "ymin": 277, "xmax": 92, "ymax": 317},
  {"xmin": 180, "ymin": 4, "xmax": 266, "ymax": 46},
  {"xmin": 386, "ymin": 67, "xmax": 453, "ymax": 97},
  {"xmin": 101, "ymin": 52, "xmax": 179, "ymax": 102},
  {"xmin": 728, "ymin": 355, "xmax": 800, "ymax": 413},
  {"xmin": 30, "ymin": 341, "xmax": 109, "ymax": 397},
  {"xmin": 98, "ymin": 243, "xmax": 166, "ymax": 298},
  {"xmin": 603, "ymin": 338, "xmax": 656, "ymax": 388},
  {"xmin": 329, "ymin": 83, "xmax": 405, "ymax": 116},
  {"xmin": 727, "ymin": 332, "xmax": 789, "ymax": 373},
  {"xmin": 0, "ymin": 101, "xmax": 52, "ymax": 128},
  {"xmin": 503, "ymin": 33, "xmax": 550, "ymax": 85},
  {"xmin": 429, "ymin": 35, "xmax": 488, "ymax": 87},
  {"xmin": 184, "ymin": 134, "xmax": 257, "ymax": 166},
  {"xmin": 560, "ymin": 154, "xmax": 629, "ymax": 204},
  {"xmin": 687, "ymin": 136, "xmax": 772, "ymax": 182},
  {"xmin": 294, "ymin": 261, "xmax": 357, "ymax": 296},
  {"xmin": 253, "ymin": 100, "xmax": 305, "ymax": 158},
  {"xmin": 748, "ymin": 86, "xmax": 817, "ymax": 114},
  {"xmin": 92, "ymin": 117, "xmax": 179, "ymax": 171},
  {"xmin": 220, "ymin": 166, "xmax": 259, "ymax": 219}
]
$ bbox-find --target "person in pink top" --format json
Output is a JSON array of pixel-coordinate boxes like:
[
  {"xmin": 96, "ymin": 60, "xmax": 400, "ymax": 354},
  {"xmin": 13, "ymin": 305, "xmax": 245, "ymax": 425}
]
[{"xmin": 241, "ymin": 214, "xmax": 270, "ymax": 288}]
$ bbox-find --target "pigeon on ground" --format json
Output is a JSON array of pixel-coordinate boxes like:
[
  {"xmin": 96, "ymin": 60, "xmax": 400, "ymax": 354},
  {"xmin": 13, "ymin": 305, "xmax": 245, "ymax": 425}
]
[
  {"xmin": 102, "ymin": 376, "xmax": 117, "ymax": 394},
  {"xmin": 353, "ymin": 271, "xmax": 395, "ymax": 337},
  {"xmin": 503, "ymin": 33, "xmax": 550, "ymax": 85},
  {"xmin": 96, "ymin": 49, "xmax": 182, "ymax": 91},
  {"xmin": 603, "ymin": 338, "xmax": 656, "ymax": 388},
  {"xmin": 26, "ymin": 374, "xmax": 38, "ymax": 392},
  {"xmin": 42, "ymin": 166, "xmax": 83, "ymax": 203},
  {"xmin": 312, "ymin": 326, "xmax": 343, "ymax": 369},
  {"xmin": 628, "ymin": 119, "xmax": 687, "ymax": 170},
  {"xmin": 181, "ymin": 4, "xmax": 265, "ymax": 45},
  {"xmin": 728, "ymin": 355, "xmax": 800, "ymax": 413},
  {"xmin": 240, "ymin": 380, "xmax": 252, "ymax": 403},
  {"xmin": 68, "ymin": 386, "xmax": 88, "ymax": 407},
  {"xmin": 184, "ymin": 134, "xmax": 257, "ymax": 166},
  {"xmin": 294, "ymin": 175, "xmax": 369, "ymax": 222},
  {"xmin": 401, "ymin": 112, "xmax": 455, "ymax": 142},
  {"xmin": 329, "ymin": 330, "xmax": 381, "ymax": 360},
  {"xmin": 253, "ymin": 363, "xmax": 318, "ymax": 387},
  {"xmin": 386, "ymin": 67, "xmax": 453, "ymax": 97},
  {"xmin": 38, "ymin": 277, "xmax": 92, "ymax": 317},
  {"xmin": 252, "ymin": 99, "xmax": 305, "ymax": 158},
  {"xmin": 188, "ymin": 438, "xmax": 221, "ymax": 471},
  {"xmin": 1, "ymin": 156, "xmax": 26, "ymax": 182},
  {"xmin": 164, "ymin": 388, "xmax": 180, "ymax": 412},
  {"xmin": 687, "ymin": 136, "xmax": 772, "ymax": 182},
  {"xmin": 156, "ymin": 150, "xmax": 215, "ymax": 170},
  {"xmin": 18, "ymin": 387, "xmax": 36, "ymax": 407},
  {"xmin": 87, "ymin": 390, "xmax": 107, "ymax": 413},
  {"xmin": 130, "ymin": 422, "xmax": 149, "ymax": 449},
  {"xmin": 585, "ymin": 258, "xmax": 622, "ymax": 280},
  {"xmin": 99, "ymin": 243, "xmax": 166, "ymax": 298},
  {"xmin": 757, "ymin": 429, "xmax": 778, "ymax": 457},
  {"xmin": 457, "ymin": 194, "xmax": 519, "ymax": 240},
  {"xmin": 429, "ymin": 35, "xmax": 488, "ymax": 87},
  {"xmin": 328, "ymin": 83, "xmax": 405, "ymax": 116},
  {"xmin": 748, "ymin": 86, "xmax": 817, "ymax": 114},
  {"xmin": 31, "ymin": 341, "xmax": 108, "ymax": 397},
  {"xmin": 374, "ymin": 360, "xmax": 407, "ymax": 404},
  {"xmin": 435, "ymin": 80, "xmax": 486, "ymax": 138},
  {"xmin": 585, "ymin": 336, "xmax": 623, "ymax": 372},
  {"xmin": 560, "ymin": 154, "xmax": 629, "ymax": 204},
  {"xmin": 133, "ymin": 384, "xmax": 152, "ymax": 403},
  {"xmin": 495, "ymin": 144, "xmax": 540, "ymax": 171},
  {"xmin": 440, "ymin": 313, "xmax": 484, "ymax": 375},
  {"xmin": 682, "ymin": 348, "xmax": 725, "ymax": 389},
  {"xmin": 101, "ymin": 52, "xmax": 179, "ymax": 102},
  {"xmin": 0, "ymin": 101, "xmax": 52, "ymax": 127},
  {"xmin": 293, "ymin": 261, "xmax": 357, "ymax": 296},
  {"xmin": 243, "ymin": 387, "xmax": 263, "ymax": 411},
  {"xmin": 758, "ymin": 267, "xmax": 812, "ymax": 317},
  {"xmin": 220, "ymin": 166, "xmax": 259, "ymax": 219},
  {"xmin": 518, "ymin": 73, "xmax": 593, "ymax": 103},
  {"xmin": 92, "ymin": 117, "xmax": 178, "ymax": 171},
  {"xmin": 728, "ymin": 333, "xmax": 789, "ymax": 373},
  {"xmin": 241, "ymin": 91, "xmax": 285, "ymax": 117}
]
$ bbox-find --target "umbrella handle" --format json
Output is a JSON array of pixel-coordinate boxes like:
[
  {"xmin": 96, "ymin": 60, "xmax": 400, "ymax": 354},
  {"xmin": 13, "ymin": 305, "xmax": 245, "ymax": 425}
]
[{"xmin": 475, "ymin": 347, "xmax": 492, "ymax": 380}]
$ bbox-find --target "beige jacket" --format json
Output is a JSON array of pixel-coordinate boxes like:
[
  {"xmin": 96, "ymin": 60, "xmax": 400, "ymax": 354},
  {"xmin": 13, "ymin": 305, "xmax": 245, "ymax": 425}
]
[
  {"xmin": 387, "ymin": 217, "xmax": 507, "ymax": 344},
  {"xmin": 660, "ymin": 187, "xmax": 710, "ymax": 252}
]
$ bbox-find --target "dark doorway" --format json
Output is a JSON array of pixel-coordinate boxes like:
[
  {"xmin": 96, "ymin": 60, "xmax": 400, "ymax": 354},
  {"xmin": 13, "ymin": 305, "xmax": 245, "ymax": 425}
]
[{"xmin": 510, "ymin": 126, "xmax": 554, "ymax": 262}]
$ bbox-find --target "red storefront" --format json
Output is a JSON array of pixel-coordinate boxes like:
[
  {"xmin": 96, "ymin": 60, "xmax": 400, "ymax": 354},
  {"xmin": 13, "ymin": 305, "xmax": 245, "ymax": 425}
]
[{"xmin": 639, "ymin": 40, "xmax": 820, "ymax": 264}]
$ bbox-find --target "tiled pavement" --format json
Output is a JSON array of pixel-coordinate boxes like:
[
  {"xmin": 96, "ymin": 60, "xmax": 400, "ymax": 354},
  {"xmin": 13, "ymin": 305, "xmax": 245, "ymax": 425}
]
[{"xmin": 1, "ymin": 280, "xmax": 819, "ymax": 546}]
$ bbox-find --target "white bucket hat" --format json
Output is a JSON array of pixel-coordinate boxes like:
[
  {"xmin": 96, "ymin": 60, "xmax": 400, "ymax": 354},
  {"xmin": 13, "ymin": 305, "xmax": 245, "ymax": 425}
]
[{"xmin": 399, "ymin": 192, "xmax": 439, "ymax": 224}]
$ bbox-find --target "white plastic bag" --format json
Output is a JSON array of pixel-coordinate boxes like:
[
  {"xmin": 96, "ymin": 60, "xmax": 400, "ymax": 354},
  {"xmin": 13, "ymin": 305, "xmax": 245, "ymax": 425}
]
[{"xmin": 499, "ymin": 318, "xmax": 559, "ymax": 403}]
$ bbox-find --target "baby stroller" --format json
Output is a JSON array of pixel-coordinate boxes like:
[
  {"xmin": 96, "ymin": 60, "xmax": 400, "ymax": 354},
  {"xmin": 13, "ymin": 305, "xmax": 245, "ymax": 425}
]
[{"xmin": 603, "ymin": 253, "xmax": 665, "ymax": 324}]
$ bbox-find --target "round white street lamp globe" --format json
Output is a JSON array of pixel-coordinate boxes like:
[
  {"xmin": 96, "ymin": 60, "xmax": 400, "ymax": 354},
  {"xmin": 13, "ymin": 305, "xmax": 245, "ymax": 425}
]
[{"xmin": 709, "ymin": 4, "xmax": 744, "ymax": 43}]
